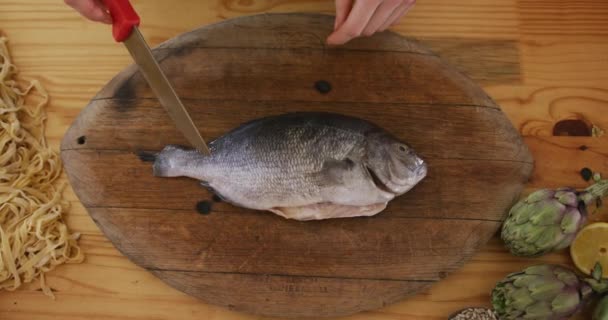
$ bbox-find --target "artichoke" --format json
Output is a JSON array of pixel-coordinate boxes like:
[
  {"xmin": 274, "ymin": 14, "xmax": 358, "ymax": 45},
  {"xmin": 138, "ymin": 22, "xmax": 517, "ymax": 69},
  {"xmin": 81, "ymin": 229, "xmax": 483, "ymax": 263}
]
[
  {"xmin": 501, "ymin": 180, "xmax": 608, "ymax": 257},
  {"xmin": 491, "ymin": 264, "xmax": 593, "ymax": 319},
  {"xmin": 594, "ymin": 295, "xmax": 608, "ymax": 320},
  {"xmin": 592, "ymin": 264, "xmax": 608, "ymax": 319}
]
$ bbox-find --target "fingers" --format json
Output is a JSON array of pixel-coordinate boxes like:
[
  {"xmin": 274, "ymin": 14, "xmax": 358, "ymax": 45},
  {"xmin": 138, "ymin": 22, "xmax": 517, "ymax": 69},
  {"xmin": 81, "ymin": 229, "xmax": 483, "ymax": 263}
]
[
  {"xmin": 327, "ymin": 0, "xmax": 381, "ymax": 45},
  {"xmin": 380, "ymin": 0, "xmax": 415, "ymax": 31},
  {"xmin": 361, "ymin": 0, "xmax": 403, "ymax": 37},
  {"xmin": 65, "ymin": 0, "xmax": 112, "ymax": 24},
  {"xmin": 334, "ymin": 0, "xmax": 354, "ymax": 30}
]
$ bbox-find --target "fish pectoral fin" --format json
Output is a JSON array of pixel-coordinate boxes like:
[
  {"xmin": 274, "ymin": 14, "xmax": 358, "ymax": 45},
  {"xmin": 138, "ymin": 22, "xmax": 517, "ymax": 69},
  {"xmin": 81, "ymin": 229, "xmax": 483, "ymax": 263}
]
[
  {"xmin": 269, "ymin": 202, "xmax": 387, "ymax": 221},
  {"xmin": 318, "ymin": 158, "xmax": 358, "ymax": 185}
]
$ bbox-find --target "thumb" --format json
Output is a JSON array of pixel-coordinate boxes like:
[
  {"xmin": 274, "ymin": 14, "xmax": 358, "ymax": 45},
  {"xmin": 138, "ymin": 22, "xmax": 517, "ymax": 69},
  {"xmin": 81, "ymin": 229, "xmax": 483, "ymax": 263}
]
[{"xmin": 65, "ymin": 0, "xmax": 111, "ymax": 24}]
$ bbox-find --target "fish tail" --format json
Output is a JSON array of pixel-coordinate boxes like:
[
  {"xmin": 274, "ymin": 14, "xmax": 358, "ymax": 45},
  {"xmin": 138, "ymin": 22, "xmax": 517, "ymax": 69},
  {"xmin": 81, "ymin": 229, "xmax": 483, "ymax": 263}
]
[
  {"xmin": 136, "ymin": 151, "xmax": 157, "ymax": 162},
  {"xmin": 153, "ymin": 145, "xmax": 194, "ymax": 177}
]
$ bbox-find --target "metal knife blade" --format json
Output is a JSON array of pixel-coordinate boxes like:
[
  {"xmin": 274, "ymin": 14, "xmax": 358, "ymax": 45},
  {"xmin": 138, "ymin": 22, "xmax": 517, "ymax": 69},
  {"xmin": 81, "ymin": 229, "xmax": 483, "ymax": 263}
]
[{"xmin": 123, "ymin": 27, "xmax": 210, "ymax": 155}]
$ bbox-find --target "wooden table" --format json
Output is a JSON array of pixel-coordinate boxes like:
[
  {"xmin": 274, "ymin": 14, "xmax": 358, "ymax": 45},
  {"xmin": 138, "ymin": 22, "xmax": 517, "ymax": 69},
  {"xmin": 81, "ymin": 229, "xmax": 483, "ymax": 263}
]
[{"xmin": 1, "ymin": 0, "xmax": 607, "ymax": 319}]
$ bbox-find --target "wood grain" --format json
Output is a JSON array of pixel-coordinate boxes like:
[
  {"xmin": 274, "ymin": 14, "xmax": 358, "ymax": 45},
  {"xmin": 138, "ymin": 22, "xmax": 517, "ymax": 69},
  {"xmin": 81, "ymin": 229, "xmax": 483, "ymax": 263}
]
[
  {"xmin": 58, "ymin": 13, "xmax": 531, "ymax": 317},
  {"xmin": 0, "ymin": 0, "xmax": 606, "ymax": 319},
  {"xmin": 153, "ymin": 270, "xmax": 430, "ymax": 318},
  {"xmin": 89, "ymin": 207, "xmax": 499, "ymax": 280},
  {"xmin": 94, "ymin": 48, "xmax": 496, "ymax": 105}
]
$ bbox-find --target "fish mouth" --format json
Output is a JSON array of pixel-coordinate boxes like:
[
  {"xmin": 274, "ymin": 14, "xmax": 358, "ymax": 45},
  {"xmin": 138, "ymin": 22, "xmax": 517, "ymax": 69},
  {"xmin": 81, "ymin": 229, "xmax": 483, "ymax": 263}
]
[
  {"xmin": 413, "ymin": 162, "xmax": 427, "ymax": 179},
  {"xmin": 365, "ymin": 166, "xmax": 396, "ymax": 195}
]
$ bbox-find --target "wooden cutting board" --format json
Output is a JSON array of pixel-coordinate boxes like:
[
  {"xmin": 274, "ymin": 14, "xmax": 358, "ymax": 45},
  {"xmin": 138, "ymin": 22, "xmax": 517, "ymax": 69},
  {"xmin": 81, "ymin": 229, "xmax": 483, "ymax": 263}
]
[{"xmin": 60, "ymin": 13, "xmax": 533, "ymax": 318}]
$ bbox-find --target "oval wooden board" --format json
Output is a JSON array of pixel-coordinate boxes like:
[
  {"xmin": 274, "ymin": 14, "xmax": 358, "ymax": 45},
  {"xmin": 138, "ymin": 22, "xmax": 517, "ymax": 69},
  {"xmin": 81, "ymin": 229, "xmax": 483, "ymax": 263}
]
[{"xmin": 61, "ymin": 13, "xmax": 533, "ymax": 318}]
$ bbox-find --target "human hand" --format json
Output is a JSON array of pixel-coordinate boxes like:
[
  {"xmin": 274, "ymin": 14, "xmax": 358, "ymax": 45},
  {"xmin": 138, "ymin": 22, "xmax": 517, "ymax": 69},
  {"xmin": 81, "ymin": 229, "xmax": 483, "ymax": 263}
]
[
  {"xmin": 64, "ymin": 0, "xmax": 112, "ymax": 24},
  {"xmin": 327, "ymin": 0, "xmax": 415, "ymax": 45}
]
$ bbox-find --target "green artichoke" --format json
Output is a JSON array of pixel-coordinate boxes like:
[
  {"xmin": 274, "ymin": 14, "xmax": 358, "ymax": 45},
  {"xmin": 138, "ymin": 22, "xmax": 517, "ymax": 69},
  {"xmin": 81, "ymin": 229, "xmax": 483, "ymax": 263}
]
[
  {"xmin": 501, "ymin": 180, "xmax": 608, "ymax": 257},
  {"xmin": 594, "ymin": 295, "xmax": 608, "ymax": 320},
  {"xmin": 492, "ymin": 265, "xmax": 593, "ymax": 319}
]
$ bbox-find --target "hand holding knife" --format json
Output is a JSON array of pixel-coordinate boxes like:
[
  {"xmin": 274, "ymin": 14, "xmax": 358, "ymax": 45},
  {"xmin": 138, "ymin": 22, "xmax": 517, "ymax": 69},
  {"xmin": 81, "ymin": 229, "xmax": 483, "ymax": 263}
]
[{"xmin": 101, "ymin": 0, "xmax": 210, "ymax": 155}]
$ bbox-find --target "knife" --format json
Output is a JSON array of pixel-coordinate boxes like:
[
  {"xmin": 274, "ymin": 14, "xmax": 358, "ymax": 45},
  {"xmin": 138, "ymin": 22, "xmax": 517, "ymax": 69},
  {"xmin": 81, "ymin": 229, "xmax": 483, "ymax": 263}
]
[{"xmin": 102, "ymin": 0, "xmax": 210, "ymax": 155}]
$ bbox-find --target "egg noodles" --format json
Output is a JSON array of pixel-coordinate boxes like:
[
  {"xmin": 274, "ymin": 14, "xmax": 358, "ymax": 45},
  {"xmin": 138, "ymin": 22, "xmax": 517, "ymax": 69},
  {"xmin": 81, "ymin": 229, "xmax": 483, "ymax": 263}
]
[{"xmin": 0, "ymin": 36, "xmax": 83, "ymax": 298}]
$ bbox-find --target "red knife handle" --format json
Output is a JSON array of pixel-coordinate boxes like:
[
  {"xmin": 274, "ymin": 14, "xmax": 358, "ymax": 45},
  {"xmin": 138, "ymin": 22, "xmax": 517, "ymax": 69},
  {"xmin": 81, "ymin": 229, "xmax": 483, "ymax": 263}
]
[{"xmin": 101, "ymin": 0, "xmax": 140, "ymax": 42}]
